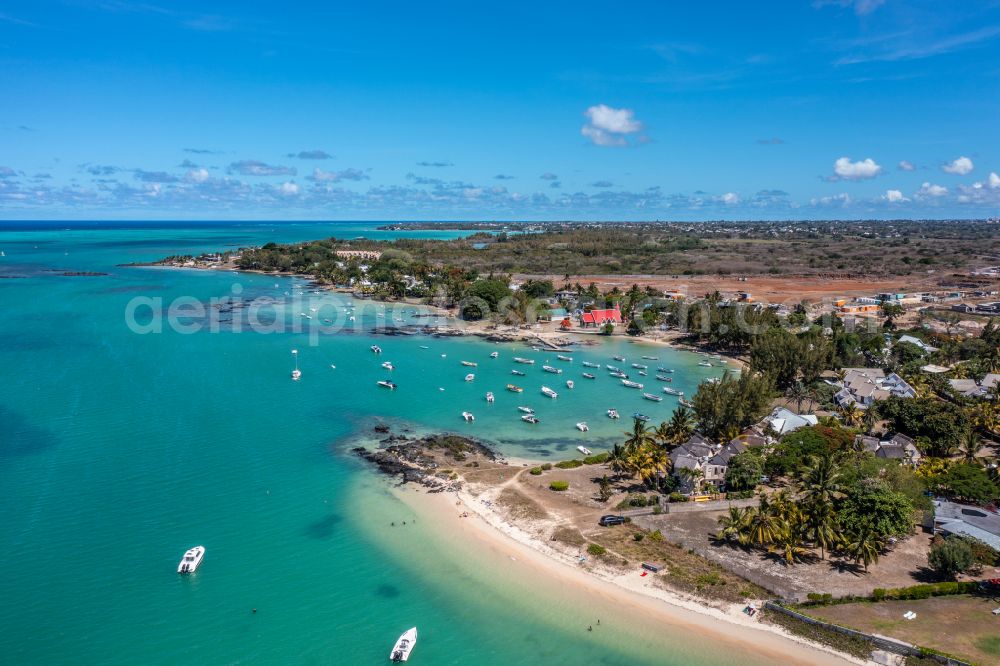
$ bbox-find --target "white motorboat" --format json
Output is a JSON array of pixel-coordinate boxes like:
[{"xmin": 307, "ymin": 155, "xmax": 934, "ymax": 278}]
[
  {"xmin": 419, "ymin": 345, "xmax": 429, "ymax": 349},
  {"xmin": 177, "ymin": 546, "xmax": 205, "ymax": 574},
  {"xmin": 698, "ymin": 361, "xmax": 712, "ymax": 367},
  {"xmin": 638, "ymin": 370, "xmax": 647, "ymax": 376},
  {"xmin": 371, "ymin": 345, "xmax": 382, "ymax": 354},
  {"xmin": 377, "ymin": 380, "xmax": 397, "ymax": 390},
  {"xmin": 655, "ymin": 374, "xmax": 671, "ymax": 382},
  {"xmin": 290, "ymin": 349, "xmax": 301, "ymax": 381},
  {"xmin": 582, "ymin": 372, "xmax": 595, "ymax": 379},
  {"xmin": 461, "ymin": 360, "xmax": 477, "ymax": 367},
  {"xmin": 462, "ymin": 411, "xmax": 475, "ymax": 422},
  {"xmin": 633, "ymin": 412, "xmax": 651, "ymax": 422},
  {"xmin": 641, "ymin": 355, "xmax": 658, "ymax": 360},
  {"xmin": 576, "ymin": 425, "xmax": 590, "ymax": 435},
  {"xmin": 485, "ymin": 392, "xmax": 495, "ymax": 403},
  {"xmin": 517, "ymin": 406, "xmax": 534, "ymax": 414},
  {"xmin": 464, "ymin": 373, "xmax": 475, "ymax": 382},
  {"xmin": 566, "ymin": 380, "xmax": 574, "ymax": 389},
  {"xmin": 663, "ymin": 387, "xmax": 684, "ymax": 396},
  {"xmin": 513, "ymin": 357, "xmax": 535, "ymax": 364},
  {"xmin": 521, "ymin": 414, "xmax": 540, "ymax": 424},
  {"xmin": 613, "ymin": 355, "xmax": 626, "ymax": 362},
  {"xmin": 511, "ymin": 369, "xmax": 526, "ymax": 376},
  {"xmin": 607, "ymin": 408, "xmax": 620, "ymax": 419},
  {"xmin": 658, "ymin": 367, "xmax": 674, "ymax": 373},
  {"xmin": 381, "ymin": 361, "xmax": 395, "ymax": 371},
  {"xmin": 621, "ymin": 380, "xmax": 644, "ymax": 389},
  {"xmin": 609, "ymin": 371, "xmax": 627, "ymax": 379},
  {"xmin": 490, "ymin": 351, "xmax": 499, "ymax": 358},
  {"xmin": 631, "ymin": 363, "xmax": 647, "ymax": 370},
  {"xmin": 542, "ymin": 365, "xmax": 562, "ymax": 374},
  {"xmin": 557, "ymin": 355, "xmax": 573, "ymax": 362},
  {"xmin": 581, "ymin": 361, "xmax": 599, "ymax": 368},
  {"xmin": 643, "ymin": 392, "xmax": 663, "ymax": 402},
  {"xmin": 541, "ymin": 386, "xmax": 558, "ymax": 399},
  {"xmin": 507, "ymin": 384, "xmax": 524, "ymax": 393},
  {"xmin": 605, "ymin": 364, "xmax": 620, "ymax": 371},
  {"xmin": 390, "ymin": 627, "xmax": 418, "ymax": 662},
  {"xmin": 679, "ymin": 398, "xmax": 695, "ymax": 408}
]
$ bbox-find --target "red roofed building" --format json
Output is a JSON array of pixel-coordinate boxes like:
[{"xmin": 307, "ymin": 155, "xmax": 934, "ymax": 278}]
[{"xmin": 580, "ymin": 306, "xmax": 622, "ymax": 327}]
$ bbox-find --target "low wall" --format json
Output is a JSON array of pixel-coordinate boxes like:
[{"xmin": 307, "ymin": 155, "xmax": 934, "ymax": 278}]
[{"xmin": 664, "ymin": 497, "xmax": 758, "ymax": 514}]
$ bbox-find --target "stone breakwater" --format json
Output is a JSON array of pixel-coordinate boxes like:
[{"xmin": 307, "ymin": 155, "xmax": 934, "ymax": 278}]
[{"xmin": 353, "ymin": 432, "xmax": 502, "ymax": 492}]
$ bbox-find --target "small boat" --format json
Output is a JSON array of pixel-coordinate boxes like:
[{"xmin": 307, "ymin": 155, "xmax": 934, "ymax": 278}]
[
  {"xmin": 566, "ymin": 380, "xmax": 574, "ymax": 389},
  {"xmin": 613, "ymin": 355, "xmax": 626, "ymax": 362},
  {"xmin": 177, "ymin": 546, "xmax": 205, "ymax": 573},
  {"xmin": 698, "ymin": 361, "xmax": 712, "ymax": 367},
  {"xmin": 711, "ymin": 354, "xmax": 722, "ymax": 360},
  {"xmin": 541, "ymin": 386, "xmax": 558, "ymax": 399},
  {"xmin": 658, "ymin": 367, "xmax": 674, "ymax": 373},
  {"xmin": 582, "ymin": 372, "xmax": 595, "ymax": 379},
  {"xmin": 582, "ymin": 361, "xmax": 600, "ymax": 368},
  {"xmin": 506, "ymin": 384, "xmax": 524, "ymax": 393},
  {"xmin": 513, "ymin": 357, "xmax": 535, "ymax": 364},
  {"xmin": 609, "ymin": 371, "xmax": 627, "ymax": 379},
  {"xmin": 663, "ymin": 387, "xmax": 684, "ymax": 396},
  {"xmin": 461, "ymin": 360, "xmax": 478, "ymax": 367},
  {"xmin": 605, "ymin": 364, "xmax": 620, "ymax": 371},
  {"xmin": 557, "ymin": 355, "xmax": 573, "ymax": 362},
  {"xmin": 485, "ymin": 392, "xmax": 495, "ymax": 403},
  {"xmin": 643, "ymin": 392, "xmax": 663, "ymax": 402},
  {"xmin": 607, "ymin": 408, "xmax": 620, "ymax": 419},
  {"xmin": 521, "ymin": 414, "xmax": 540, "ymax": 424},
  {"xmin": 371, "ymin": 345, "xmax": 382, "ymax": 354},
  {"xmin": 621, "ymin": 380, "xmax": 644, "ymax": 389},
  {"xmin": 542, "ymin": 365, "xmax": 562, "ymax": 374},
  {"xmin": 390, "ymin": 627, "xmax": 418, "ymax": 662},
  {"xmin": 291, "ymin": 349, "xmax": 301, "ymax": 381},
  {"xmin": 462, "ymin": 411, "xmax": 475, "ymax": 422},
  {"xmin": 576, "ymin": 427, "xmax": 590, "ymax": 436},
  {"xmin": 490, "ymin": 351, "xmax": 499, "ymax": 358},
  {"xmin": 419, "ymin": 345, "xmax": 429, "ymax": 349},
  {"xmin": 680, "ymin": 398, "xmax": 695, "ymax": 408},
  {"xmin": 377, "ymin": 380, "xmax": 397, "ymax": 390},
  {"xmin": 517, "ymin": 406, "xmax": 534, "ymax": 414},
  {"xmin": 631, "ymin": 363, "xmax": 647, "ymax": 370},
  {"xmin": 632, "ymin": 412, "xmax": 650, "ymax": 422},
  {"xmin": 381, "ymin": 361, "xmax": 394, "ymax": 371},
  {"xmin": 642, "ymin": 355, "xmax": 658, "ymax": 360},
  {"xmin": 464, "ymin": 373, "xmax": 475, "ymax": 382},
  {"xmin": 300, "ymin": 313, "xmax": 312, "ymax": 319},
  {"xmin": 638, "ymin": 370, "xmax": 647, "ymax": 376},
  {"xmin": 511, "ymin": 369, "xmax": 526, "ymax": 376}
]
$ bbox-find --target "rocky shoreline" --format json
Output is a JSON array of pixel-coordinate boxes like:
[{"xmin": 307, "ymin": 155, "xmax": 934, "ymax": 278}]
[{"xmin": 353, "ymin": 431, "xmax": 504, "ymax": 493}]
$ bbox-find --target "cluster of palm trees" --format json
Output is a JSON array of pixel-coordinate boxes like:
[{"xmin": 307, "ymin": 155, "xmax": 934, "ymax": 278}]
[
  {"xmin": 716, "ymin": 455, "xmax": 884, "ymax": 571},
  {"xmin": 606, "ymin": 408, "xmax": 698, "ymax": 489}
]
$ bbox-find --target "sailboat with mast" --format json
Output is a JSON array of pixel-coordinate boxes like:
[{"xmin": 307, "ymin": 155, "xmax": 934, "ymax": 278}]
[{"xmin": 290, "ymin": 349, "xmax": 302, "ymax": 381}]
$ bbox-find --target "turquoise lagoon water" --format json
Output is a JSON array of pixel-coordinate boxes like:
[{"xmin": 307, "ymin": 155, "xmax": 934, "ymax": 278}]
[{"xmin": 0, "ymin": 222, "xmax": 771, "ymax": 665}]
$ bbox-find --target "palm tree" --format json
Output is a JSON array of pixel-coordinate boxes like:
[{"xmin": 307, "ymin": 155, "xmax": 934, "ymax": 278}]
[
  {"xmin": 839, "ymin": 403, "xmax": 862, "ymax": 428},
  {"xmin": 654, "ymin": 420, "xmax": 674, "ymax": 449},
  {"xmin": 957, "ymin": 429, "xmax": 981, "ymax": 465},
  {"xmin": 845, "ymin": 527, "xmax": 883, "ymax": 572},
  {"xmin": 803, "ymin": 501, "xmax": 841, "ymax": 560},
  {"xmin": 607, "ymin": 444, "xmax": 629, "ymax": 479},
  {"xmin": 862, "ymin": 407, "xmax": 878, "ymax": 436},
  {"xmin": 798, "ymin": 455, "xmax": 845, "ymax": 506},
  {"xmin": 773, "ymin": 527, "xmax": 808, "ymax": 565},
  {"xmin": 716, "ymin": 506, "xmax": 749, "ymax": 546},
  {"xmin": 634, "ymin": 444, "xmax": 671, "ymax": 488},
  {"xmin": 785, "ymin": 381, "xmax": 810, "ymax": 413},
  {"xmin": 624, "ymin": 418, "xmax": 655, "ymax": 454},
  {"xmin": 745, "ymin": 496, "xmax": 782, "ymax": 548},
  {"xmin": 668, "ymin": 406, "xmax": 697, "ymax": 444}
]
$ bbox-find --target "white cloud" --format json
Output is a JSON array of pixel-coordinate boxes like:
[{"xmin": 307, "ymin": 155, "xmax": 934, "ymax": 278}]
[
  {"xmin": 916, "ymin": 182, "xmax": 947, "ymax": 198},
  {"xmin": 581, "ymin": 104, "xmax": 644, "ymax": 147},
  {"xmin": 185, "ymin": 168, "xmax": 210, "ymax": 183},
  {"xmin": 833, "ymin": 156, "xmax": 882, "ymax": 180},
  {"xmin": 308, "ymin": 167, "xmax": 369, "ymax": 183},
  {"xmin": 991, "ymin": 172, "xmax": 1000, "ymax": 189},
  {"xmin": 942, "ymin": 156, "xmax": 974, "ymax": 175},
  {"xmin": 810, "ymin": 193, "xmax": 852, "ymax": 207},
  {"xmin": 883, "ymin": 189, "xmax": 908, "ymax": 203},
  {"xmin": 279, "ymin": 181, "xmax": 299, "ymax": 196},
  {"xmin": 897, "ymin": 160, "xmax": 915, "ymax": 171},
  {"xmin": 720, "ymin": 192, "xmax": 739, "ymax": 204}
]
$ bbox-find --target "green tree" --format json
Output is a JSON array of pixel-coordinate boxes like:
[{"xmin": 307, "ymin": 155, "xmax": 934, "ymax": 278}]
[
  {"xmin": 692, "ymin": 371, "xmax": 774, "ymax": 440},
  {"xmin": 716, "ymin": 506, "xmax": 750, "ymax": 546},
  {"xmin": 928, "ymin": 537, "xmax": 975, "ymax": 580},
  {"xmin": 844, "ymin": 526, "xmax": 883, "ymax": 572},
  {"xmin": 725, "ymin": 451, "xmax": 764, "ymax": 491},
  {"xmin": 932, "ymin": 463, "xmax": 999, "ymax": 504},
  {"xmin": 838, "ymin": 480, "xmax": 914, "ymax": 542}
]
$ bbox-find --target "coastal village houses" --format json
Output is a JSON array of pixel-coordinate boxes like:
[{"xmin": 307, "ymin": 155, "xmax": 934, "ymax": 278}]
[
  {"xmin": 853, "ymin": 433, "xmax": 922, "ymax": 467},
  {"xmin": 833, "ymin": 368, "xmax": 917, "ymax": 409},
  {"xmin": 579, "ymin": 305, "xmax": 622, "ymax": 328}
]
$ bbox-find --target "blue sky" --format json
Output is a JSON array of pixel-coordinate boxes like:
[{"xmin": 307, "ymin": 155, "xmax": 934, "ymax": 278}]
[{"xmin": 2, "ymin": 0, "xmax": 999, "ymax": 220}]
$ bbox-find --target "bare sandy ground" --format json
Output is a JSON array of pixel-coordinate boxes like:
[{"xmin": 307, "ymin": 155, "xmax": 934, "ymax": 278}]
[{"xmin": 395, "ymin": 481, "xmax": 865, "ymax": 666}]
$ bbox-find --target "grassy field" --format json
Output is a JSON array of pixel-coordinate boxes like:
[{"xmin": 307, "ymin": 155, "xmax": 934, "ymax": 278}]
[{"xmin": 804, "ymin": 595, "xmax": 1000, "ymax": 664}]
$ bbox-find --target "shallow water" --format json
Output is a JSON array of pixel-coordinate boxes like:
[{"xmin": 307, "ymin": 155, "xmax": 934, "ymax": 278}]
[{"xmin": 1, "ymin": 222, "xmax": 767, "ymax": 665}]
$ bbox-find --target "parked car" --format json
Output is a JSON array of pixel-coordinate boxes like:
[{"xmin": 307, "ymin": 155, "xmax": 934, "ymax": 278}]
[{"xmin": 598, "ymin": 515, "xmax": 626, "ymax": 527}]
